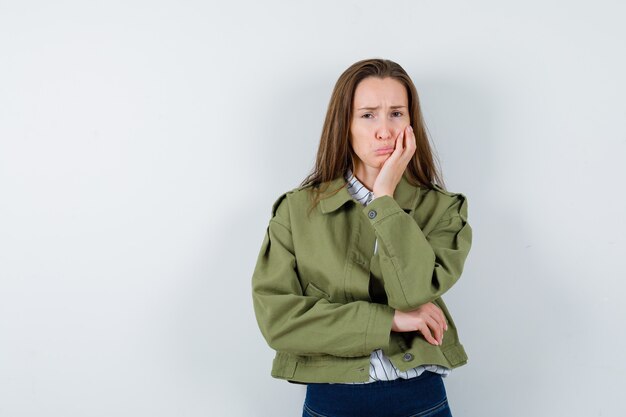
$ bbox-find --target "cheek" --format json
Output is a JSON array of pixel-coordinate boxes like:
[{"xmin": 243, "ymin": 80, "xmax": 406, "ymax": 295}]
[
  {"xmin": 350, "ymin": 135, "xmax": 368, "ymax": 153},
  {"xmin": 350, "ymin": 123, "xmax": 371, "ymax": 141},
  {"xmin": 349, "ymin": 125, "xmax": 365, "ymax": 146}
]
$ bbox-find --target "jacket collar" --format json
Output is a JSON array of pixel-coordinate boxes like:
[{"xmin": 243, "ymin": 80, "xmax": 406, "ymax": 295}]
[{"xmin": 319, "ymin": 172, "xmax": 421, "ymax": 214}]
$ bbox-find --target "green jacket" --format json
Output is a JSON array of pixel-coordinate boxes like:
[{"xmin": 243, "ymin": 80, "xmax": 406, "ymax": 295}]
[{"xmin": 251, "ymin": 172, "xmax": 473, "ymax": 384}]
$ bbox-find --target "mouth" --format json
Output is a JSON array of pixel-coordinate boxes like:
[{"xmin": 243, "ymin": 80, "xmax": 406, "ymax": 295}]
[{"xmin": 374, "ymin": 146, "xmax": 394, "ymax": 155}]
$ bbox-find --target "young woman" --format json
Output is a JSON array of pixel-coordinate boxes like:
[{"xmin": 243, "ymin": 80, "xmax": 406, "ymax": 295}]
[{"xmin": 251, "ymin": 58, "xmax": 473, "ymax": 417}]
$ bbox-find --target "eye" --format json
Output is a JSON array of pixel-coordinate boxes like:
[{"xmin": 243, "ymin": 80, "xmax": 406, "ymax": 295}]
[
  {"xmin": 391, "ymin": 111, "xmax": 403, "ymax": 117},
  {"xmin": 361, "ymin": 113, "xmax": 374, "ymax": 119}
]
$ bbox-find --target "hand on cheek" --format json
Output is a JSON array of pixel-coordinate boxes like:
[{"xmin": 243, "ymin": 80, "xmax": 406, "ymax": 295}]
[{"xmin": 372, "ymin": 125, "xmax": 417, "ymax": 198}]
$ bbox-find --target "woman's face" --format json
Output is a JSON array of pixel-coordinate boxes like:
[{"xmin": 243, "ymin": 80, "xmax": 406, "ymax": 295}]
[{"xmin": 349, "ymin": 76, "xmax": 410, "ymax": 173}]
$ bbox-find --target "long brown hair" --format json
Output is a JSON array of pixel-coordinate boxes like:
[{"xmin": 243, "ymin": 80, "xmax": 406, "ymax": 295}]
[{"xmin": 300, "ymin": 58, "xmax": 445, "ymax": 213}]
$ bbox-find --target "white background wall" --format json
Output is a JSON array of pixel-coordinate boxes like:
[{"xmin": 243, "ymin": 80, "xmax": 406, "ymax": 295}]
[{"xmin": 1, "ymin": 1, "xmax": 625, "ymax": 416}]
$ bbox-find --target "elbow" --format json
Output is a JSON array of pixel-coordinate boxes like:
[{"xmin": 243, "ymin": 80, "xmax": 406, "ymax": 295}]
[
  {"xmin": 262, "ymin": 327, "xmax": 295, "ymax": 353},
  {"xmin": 254, "ymin": 311, "xmax": 304, "ymax": 354}
]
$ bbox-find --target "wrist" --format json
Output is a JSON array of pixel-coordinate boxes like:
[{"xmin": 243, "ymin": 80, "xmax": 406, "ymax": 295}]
[
  {"xmin": 391, "ymin": 309, "xmax": 401, "ymax": 332},
  {"xmin": 372, "ymin": 190, "xmax": 393, "ymax": 199}
]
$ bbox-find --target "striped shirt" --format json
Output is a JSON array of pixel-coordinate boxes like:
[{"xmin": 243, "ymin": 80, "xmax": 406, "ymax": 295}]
[{"xmin": 337, "ymin": 168, "xmax": 451, "ymax": 384}]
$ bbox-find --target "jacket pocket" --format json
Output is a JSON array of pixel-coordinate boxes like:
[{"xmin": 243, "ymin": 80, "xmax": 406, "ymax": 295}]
[{"xmin": 304, "ymin": 282, "xmax": 330, "ymax": 300}]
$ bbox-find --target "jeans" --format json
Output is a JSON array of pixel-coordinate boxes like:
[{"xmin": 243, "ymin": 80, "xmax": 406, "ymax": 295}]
[{"xmin": 302, "ymin": 371, "xmax": 453, "ymax": 417}]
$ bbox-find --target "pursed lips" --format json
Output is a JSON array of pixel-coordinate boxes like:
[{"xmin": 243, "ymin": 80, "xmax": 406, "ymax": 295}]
[{"xmin": 375, "ymin": 146, "xmax": 394, "ymax": 154}]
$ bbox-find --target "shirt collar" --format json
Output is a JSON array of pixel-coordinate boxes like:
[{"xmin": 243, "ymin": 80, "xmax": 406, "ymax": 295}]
[
  {"xmin": 345, "ymin": 168, "xmax": 374, "ymax": 206},
  {"xmin": 319, "ymin": 169, "xmax": 421, "ymax": 214}
]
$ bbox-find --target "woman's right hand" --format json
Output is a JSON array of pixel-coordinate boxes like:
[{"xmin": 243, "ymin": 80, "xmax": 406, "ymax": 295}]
[{"xmin": 391, "ymin": 302, "xmax": 448, "ymax": 346}]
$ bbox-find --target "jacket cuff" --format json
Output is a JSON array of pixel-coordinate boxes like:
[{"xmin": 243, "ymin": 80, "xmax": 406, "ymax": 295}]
[
  {"xmin": 365, "ymin": 303, "xmax": 395, "ymax": 351},
  {"xmin": 363, "ymin": 195, "xmax": 404, "ymax": 224}
]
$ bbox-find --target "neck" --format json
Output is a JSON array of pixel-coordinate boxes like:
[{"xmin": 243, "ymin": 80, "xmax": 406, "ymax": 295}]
[{"xmin": 352, "ymin": 163, "xmax": 379, "ymax": 192}]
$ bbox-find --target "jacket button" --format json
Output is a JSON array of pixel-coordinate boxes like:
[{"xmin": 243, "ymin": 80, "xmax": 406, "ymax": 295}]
[
  {"xmin": 402, "ymin": 353, "xmax": 414, "ymax": 362},
  {"xmin": 368, "ymin": 210, "xmax": 377, "ymax": 219}
]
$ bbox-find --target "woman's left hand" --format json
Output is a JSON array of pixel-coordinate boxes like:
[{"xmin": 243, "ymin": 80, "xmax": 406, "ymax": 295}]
[{"xmin": 372, "ymin": 124, "xmax": 416, "ymax": 198}]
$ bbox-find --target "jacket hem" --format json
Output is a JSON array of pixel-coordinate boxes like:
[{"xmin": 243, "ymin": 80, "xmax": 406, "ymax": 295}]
[{"xmin": 269, "ymin": 343, "xmax": 468, "ymax": 384}]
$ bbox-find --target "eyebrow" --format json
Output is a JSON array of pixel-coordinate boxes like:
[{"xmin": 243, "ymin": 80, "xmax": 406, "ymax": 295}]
[{"xmin": 356, "ymin": 105, "xmax": 407, "ymax": 110}]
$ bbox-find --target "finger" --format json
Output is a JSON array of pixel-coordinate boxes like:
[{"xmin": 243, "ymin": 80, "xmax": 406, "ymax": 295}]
[
  {"xmin": 425, "ymin": 316, "xmax": 442, "ymax": 346},
  {"xmin": 432, "ymin": 306, "xmax": 448, "ymax": 337},
  {"xmin": 434, "ymin": 318, "xmax": 444, "ymax": 345},
  {"xmin": 395, "ymin": 128, "xmax": 404, "ymax": 152},
  {"xmin": 435, "ymin": 306, "xmax": 448, "ymax": 332},
  {"xmin": 427, "ymin": 310, "xmax": 445, "ymax": 344},
  {"xmin": 396, "ymin": 125, "xmax": 405, "ymax": 141},
  {"xmin": 398, "ymin": 125, "xmax": 414, "ymax": 162},
  {"xmin": 429, "ymin": 306, "xmax": 446, "ymax": 333},
  {"xmin": 428, "ymin": 311, "xmax": 445, "ymax": 336},
  {"xmin": 388, "ymin": 129, "xmax": 404, "ymax": 161},
  {"xmin": 425, "ymin": 302, "xmax": 445, "ymax": 324},
  {"xmin": 405, "ymin": 125, "xmax": 416, "ymax": 155},
  {"xmin": 406, "ymin": 124, "xmax": 415, "ymax": 138},
  {"xmin": 418, "ymin": 323, "xmax": 438, "ymax": 345}
]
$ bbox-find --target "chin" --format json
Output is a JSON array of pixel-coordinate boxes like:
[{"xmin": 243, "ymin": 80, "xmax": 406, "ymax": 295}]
[
  {"xmin": 365, "ymin": 162, "xmax": 384, "ymax": 170},
  {"xmin": 373, "ymin": 158, "xmax": 389, "ymax": 168}
]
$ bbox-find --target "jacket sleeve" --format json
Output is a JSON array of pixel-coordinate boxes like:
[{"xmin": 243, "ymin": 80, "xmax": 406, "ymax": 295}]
[
  {"xmin": 251, "ymin": 195, "xmax": 395, "ymax": 358},
  {"xmin": 364, "ymin": 192, "xmax": 472, "ymax": 311}
]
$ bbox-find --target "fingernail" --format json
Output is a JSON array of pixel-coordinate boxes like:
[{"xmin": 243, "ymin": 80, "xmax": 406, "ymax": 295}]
[{"xmin": 409, "ymin": 125, "xmax": 413, "ymax": 131}]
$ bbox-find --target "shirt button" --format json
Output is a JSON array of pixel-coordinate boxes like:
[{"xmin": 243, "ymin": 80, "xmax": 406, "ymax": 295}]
[
  {"xmin": 368, "ymin": 210, "xmax": 377, "ymax": 219},
  {"xmin": 402, "ymin": 353, "xmax": 414, "ymax": 362}
]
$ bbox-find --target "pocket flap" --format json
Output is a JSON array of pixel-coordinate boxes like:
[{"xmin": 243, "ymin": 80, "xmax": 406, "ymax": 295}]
[{"xmin": 304, "ymin": 282, "xmax": 330, "ymax": 300}]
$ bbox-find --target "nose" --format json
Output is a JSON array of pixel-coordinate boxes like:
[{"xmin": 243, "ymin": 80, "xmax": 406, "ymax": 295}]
[{"xmin": 376, "ymin": 119, "xmax": 394, "ymax": 140}]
